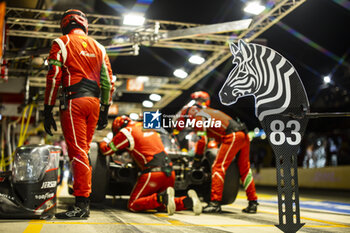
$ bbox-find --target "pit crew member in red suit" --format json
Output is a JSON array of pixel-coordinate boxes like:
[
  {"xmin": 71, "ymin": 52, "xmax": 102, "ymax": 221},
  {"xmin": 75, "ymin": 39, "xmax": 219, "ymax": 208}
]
[
  {"xmin": 43, "ymin": 9, "xmax": 115, "ymax": 219},
  {"xmin": 177, "ymin": 91, "xmax": 258, "ymax": 213},
  {"xmin": 99, "ymin": 116, "xmax": 202, "ymax": 215}
]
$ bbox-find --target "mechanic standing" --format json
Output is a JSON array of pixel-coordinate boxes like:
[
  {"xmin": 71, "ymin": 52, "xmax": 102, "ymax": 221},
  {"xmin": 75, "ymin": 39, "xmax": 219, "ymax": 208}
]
[
  {"xmin": 99, "ymin": 116, "xmax": 202, "ymax": 215},
  {"xmin": 44, "ymin": 9, "xmax": 114, "ymax": 219},
  {"xmin": 177, "ymin": 91, "xmax": 258, "ymax": 213}
]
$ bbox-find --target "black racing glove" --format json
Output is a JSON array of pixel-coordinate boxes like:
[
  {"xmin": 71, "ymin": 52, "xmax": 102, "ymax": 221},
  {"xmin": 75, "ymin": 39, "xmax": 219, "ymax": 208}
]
[
  {"xmin": 97, "ymin": 103, "xmax": 110, "ymax": 130},
  {"xmin": 44, "ymin": 104, "xmax": 57, "ymax": 136},
  {"xmin": 192, "ymin": 154, "xmax": 202, "ymax": 169}
]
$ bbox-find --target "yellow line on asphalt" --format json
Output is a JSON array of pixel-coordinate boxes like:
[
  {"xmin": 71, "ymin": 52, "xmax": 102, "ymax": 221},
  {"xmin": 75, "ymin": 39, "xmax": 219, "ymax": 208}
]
[
  {"xmin": 304, "ymin": 225, "xmax": 349, "ymax": 228},
  {"xmin": 258, "ymin": 209, "xmax": 349, "ymax": 227},
  {"xmin": 32, "ymin": 222, "xmax": 169, "ymax": 226},
  {"xmin": 24, "ymin": 221, "xmax": 347, "ymax": 228},
  {"xmin": 154, "ymin": 213, "xmax": 169, "ymax": 217},
  {"xmin": 237, "ymin": 192, "xmax": 319, "ymax": 202},
  {"xmin": 168, "ymin": 220, "xmax": 187, "ymax": 225},
  {"xmin": 300, "ymin": 216, "xmax": 349, "ymax": 228},
  {"xmin": 230, "ymin": 203, "xmax": 350, "ymax": 228},
  {"xmin": 22, "ymin": 220, "xmax": 44, "ymax": 233}
]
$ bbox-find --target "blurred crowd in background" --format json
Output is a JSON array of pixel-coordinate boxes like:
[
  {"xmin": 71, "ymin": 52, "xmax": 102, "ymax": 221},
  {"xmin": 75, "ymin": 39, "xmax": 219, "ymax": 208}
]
[{"xmin": 250, "ymin": 130, "xmax": 350, "ymax": 172}]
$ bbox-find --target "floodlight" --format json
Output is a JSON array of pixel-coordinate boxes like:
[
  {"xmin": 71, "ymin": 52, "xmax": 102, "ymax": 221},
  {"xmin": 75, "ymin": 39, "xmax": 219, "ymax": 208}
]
[
  {"xmin": 123, "ymin": 13, "xmax": 145, "ymax": 26},
  {"xmin": 173, "ymin": 69, "xmax": 188, "ymax": 79},
  {"xmin": 254, "ymin": 127, "xmax": 260, "ymax": 135},
  {"xmin": 112, "ymin": 75, "xmax": 117, "ymax": 82},
  {"xmin": 244, "ymin": 2, "xmax": 266, "ymax": 15},
  {"xmin": 142, "ymin": 100, "xmax": 153, "ymax": 108},
  {"xmin": 189, "ymin": 55, "xmax": 205, "ymax": 65},
  {"xmin": 129, "ymin": 113, "xmax": 139, "ymax": 120},
  {"xmin": 323, "ymin": 75, "xmax": 331, "ymax": 84},
  {"xmin": 64, "ymin": 170, "xmax": 70, "ymax": 179},
  {"xmin": 136, "ymin": 76, "xmax": 149, "ymax": 83},
  {"xmin": 150, "ymin": 93, "xmax": 162, "ymax": 102}
]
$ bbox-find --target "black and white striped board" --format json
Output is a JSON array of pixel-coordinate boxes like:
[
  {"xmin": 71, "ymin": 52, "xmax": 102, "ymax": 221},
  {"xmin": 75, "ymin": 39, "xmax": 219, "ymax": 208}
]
[{"xmin": 219, "ymin": 40, "xmax": 309, "ymax": 233}]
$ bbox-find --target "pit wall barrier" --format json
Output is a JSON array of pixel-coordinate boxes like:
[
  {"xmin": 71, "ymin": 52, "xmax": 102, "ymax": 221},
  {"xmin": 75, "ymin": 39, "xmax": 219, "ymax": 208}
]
[{"xmin": 252, "ymin": 165, "xmax": 350, "ymax": 190}]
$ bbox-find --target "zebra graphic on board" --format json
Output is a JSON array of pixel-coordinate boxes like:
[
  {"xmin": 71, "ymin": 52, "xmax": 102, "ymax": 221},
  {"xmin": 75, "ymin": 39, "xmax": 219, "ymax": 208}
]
[
  {"xmin": 219, "ymin": 39, "xmax": 309, "ymax": 121},
  {"xmin": 219, "ymin": 39, "xmax": 310, "ymax": 233}
]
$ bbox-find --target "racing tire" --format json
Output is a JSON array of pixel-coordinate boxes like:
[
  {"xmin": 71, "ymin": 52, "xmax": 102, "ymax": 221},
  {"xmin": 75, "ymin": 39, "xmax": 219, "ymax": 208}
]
[
  {"xmin": 221, "ymin": 159, "xmax": 240, "ymax": 205},
  {"xmin": 89, "ymin": 142, "xmax": 109, "ymax": 203}
]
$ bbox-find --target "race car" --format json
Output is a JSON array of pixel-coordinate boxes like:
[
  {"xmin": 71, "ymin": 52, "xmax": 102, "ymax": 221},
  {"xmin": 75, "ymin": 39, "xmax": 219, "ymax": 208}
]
[
  {"xmin": 0, "ymin": 145, "xmax": 61, "ymax": 219},
  {"xmin": 69, "ymin": 128, "xmax": 240, "ymax": 205}
]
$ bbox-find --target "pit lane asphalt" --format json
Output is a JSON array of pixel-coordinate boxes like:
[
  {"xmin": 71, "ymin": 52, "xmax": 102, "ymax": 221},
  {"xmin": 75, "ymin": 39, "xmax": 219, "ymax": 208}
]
[{"xmin": 1, "ymin": 183, "xmax": 350, "ymax": 233}]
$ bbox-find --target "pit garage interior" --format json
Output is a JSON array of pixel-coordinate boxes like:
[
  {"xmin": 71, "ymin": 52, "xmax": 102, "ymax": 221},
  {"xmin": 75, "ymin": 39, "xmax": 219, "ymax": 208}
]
[{"xmin": 0, "ymin": 0, "xmax": 350, "ymax": 232}]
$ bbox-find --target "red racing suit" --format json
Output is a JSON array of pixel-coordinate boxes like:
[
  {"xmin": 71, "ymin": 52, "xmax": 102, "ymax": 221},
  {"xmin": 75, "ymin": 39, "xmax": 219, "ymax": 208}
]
[
  {"xmin": 178, "ymin": 105, "xmax": 257, "ymax": 202},
  {"xmin": 44, "ymin": 29, "xmax": 114, "ymax": 197},
  {"xmin": 99, "ymin": 122, "xmax": 188, "ymax": 212}
]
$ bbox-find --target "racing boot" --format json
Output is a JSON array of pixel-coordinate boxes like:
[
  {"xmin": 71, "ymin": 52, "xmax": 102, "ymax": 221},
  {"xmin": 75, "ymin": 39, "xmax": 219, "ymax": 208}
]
[
  {"xmin": 242, "ymin": 200, "xmax": 258, "ymax": 213},
  {"xmin": 183, "ymin": 189, "xmax": 202, "ymax": 215},
  {"xmin": 203, "ymin": 200, "xmax": 221, "ymax": 213},
  {"xmin": 158, "ymin": 187, "xmax": 175, "ymax": 215},
  {"xmin": 55, "ymin": 196, "xmax": 90, "ymax": 219}
]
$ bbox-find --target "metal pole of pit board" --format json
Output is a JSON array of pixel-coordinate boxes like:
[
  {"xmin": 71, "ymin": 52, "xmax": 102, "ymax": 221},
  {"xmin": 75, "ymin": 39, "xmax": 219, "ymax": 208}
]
[{"xmin": 260, "ymin": 113, "xmax": 307, "ymax": 233}]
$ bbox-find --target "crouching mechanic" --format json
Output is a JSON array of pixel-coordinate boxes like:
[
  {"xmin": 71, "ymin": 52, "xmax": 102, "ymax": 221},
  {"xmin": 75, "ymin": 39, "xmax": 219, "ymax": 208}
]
[
  {"xmin": 99, "ymin": 116, "xmax": 202, "ymax": 215},
  {"xmin": 43, "ymin": 9, "xmax": 114, "ymax": 219},
  {"xmin": 177, "ymin": 91, "xmax": 258, "ymax": 213}
]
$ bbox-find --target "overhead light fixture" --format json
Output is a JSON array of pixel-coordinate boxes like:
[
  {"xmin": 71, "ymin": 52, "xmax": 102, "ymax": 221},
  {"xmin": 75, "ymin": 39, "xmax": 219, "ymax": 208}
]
[
  {"xmin": 149, "ymin": 93, "xmax": 162, "ymax": 102},
  {"xmin": 323, "ymin": 75, "xmax": 331, "ymax": 84},
  {"xmin": 123, "ymin": 13, "xmax": 145, "ymax": 26},
  {"xmin": 32, "ymin": 57, "xmax": 44, "ymax": 67},
  {"xmin": 244, "ymin": 2, "xmax": 266, "ymax": 15},
  {"xmin": 189, "ymin": 55, "xmax": 205, "ymax": 65},
  {"xmin": 142, "ymin": 100, "xmax": 154, "ymax": 108},
  {"xmin": 173, "ymin": 69, "xmax": 188, "ymax": 79},
  {"xmin": 136, "ymin": 76, "xmax": 149, "ymax": 83},
  {"xmin": 112, "ymin": 75, "xmax": 117, "ymax": 82},
  {"xmin": 129, "ymin": 113, "xmax": 139, "ymax": 120},
  {"xmin": 254, "ymin": 127, "xmax": 260, "ymax": 135},
  {"xmin": 112, "ymin": 37, "xmax": 127, "ymax": 44}
]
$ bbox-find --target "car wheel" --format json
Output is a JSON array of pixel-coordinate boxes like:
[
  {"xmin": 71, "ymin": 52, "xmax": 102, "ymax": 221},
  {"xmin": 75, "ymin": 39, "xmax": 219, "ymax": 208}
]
[
  {"xmin": 221, "ymin": 158, "xmax": 240, "ymax": 205},
  {"xmin": 89, "ymin": 142, "xmax": 109, "ymax": 203}
]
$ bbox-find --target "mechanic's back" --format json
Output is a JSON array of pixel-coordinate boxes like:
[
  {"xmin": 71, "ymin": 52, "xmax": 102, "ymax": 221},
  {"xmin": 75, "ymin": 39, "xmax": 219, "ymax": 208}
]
[
  {"xmin": 100, "ymin": 119, "xmax": 165, "ymax": 170},
  {"xmin": 45, "ymin": 28, "xmax": 113, "ymax": 105},
  {"xmin": 123, "ymin": 122, "xmax": 165, "ymax": 170}
]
